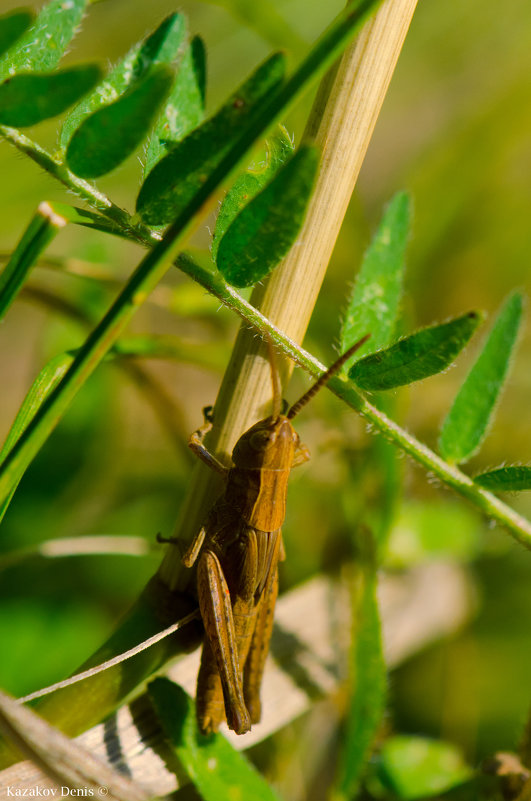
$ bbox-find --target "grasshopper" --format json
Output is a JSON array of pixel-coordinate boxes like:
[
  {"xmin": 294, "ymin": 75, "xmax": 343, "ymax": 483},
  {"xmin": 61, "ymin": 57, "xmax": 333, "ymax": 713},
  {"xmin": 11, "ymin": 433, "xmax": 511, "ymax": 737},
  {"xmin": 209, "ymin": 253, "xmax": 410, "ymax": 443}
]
[{"xmin": 179, "ymin": 336, "xmax": 369, "ymax": 734}]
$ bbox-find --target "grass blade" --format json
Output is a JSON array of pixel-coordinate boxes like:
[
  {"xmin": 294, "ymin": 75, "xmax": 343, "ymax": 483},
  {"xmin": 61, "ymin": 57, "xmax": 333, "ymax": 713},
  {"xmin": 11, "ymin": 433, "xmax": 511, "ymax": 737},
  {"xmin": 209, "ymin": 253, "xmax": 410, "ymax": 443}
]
[
  {"xmin": 0, "ymin": 0, "xmax": 87, "ymax": 80},
  {"xmin": 474, "ymin": 466, "xmax": 531, "ymax": 492},
  {"xmin": 0, "ymin": 65, "xmax": 102, "ymax": 127},
  {"xmin": 0, "ymin": 0, "xmax": 383, "ymax": 519},
  {"xmin": 144, "ymin": 34, "xmax": 206, "ymax": 175},
  {"xmin": 0, "ymin": 203, "xmax": 68, "ymax": 321},
  {"xmin": 211, "ymin": 124, "xmax": 294, "ymax": 259},
  {"xmin": 136, "ymin": 53, "xmax": 287, "ymax": 225},
  {"xmin": 340, "ymin": 191, "xmax": 411, "ymax": 366},
  {"xmin": 334, "ymin": 536, "xmax": 386, "ymax": 800},
  {"xmin": 148, "ymin": 679, "xmax": 283, "ymax": 801},
  {"xmin": 60, "ymin": 12, "xmax": 187, "ymax": 150},
  {"xmin": 216, "ymin": 145, "xmax": 319, "ymax": 287},
  {"xmin": 0, "ymin": 10, "xmax": 34, "ymax": 58},
  {"xmin": 66, "ymin": 65, "xmax": 174, "ymax": 178},
  {"xmin": 349, "ymin": 312, "xmax": 481, "ymax": 391},
  {"xmin": 439, "ymin": 291, "xmax": 524, "ymax": 464}
]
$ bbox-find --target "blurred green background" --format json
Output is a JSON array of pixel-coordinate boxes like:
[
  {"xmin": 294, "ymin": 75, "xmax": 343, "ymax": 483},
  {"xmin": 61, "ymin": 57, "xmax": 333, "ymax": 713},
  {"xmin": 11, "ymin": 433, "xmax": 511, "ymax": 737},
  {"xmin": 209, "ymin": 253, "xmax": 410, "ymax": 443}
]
[{"xmin": 0, "ymin": 0, "xmax": 530, "ymax": 798}]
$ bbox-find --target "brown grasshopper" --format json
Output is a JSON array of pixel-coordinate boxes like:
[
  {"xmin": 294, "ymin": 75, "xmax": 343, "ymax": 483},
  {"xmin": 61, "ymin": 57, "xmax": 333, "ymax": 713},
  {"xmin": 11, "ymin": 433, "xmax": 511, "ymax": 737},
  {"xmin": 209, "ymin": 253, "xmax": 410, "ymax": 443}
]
[{"xmin": 179, "ymin": 336, "xmax": 369, "ymax": 735}]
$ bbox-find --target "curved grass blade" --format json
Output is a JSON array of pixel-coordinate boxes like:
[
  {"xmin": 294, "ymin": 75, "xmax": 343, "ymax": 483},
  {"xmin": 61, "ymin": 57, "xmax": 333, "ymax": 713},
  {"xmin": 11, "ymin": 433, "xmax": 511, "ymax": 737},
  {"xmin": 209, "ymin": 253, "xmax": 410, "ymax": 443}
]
[
  {"xmin": 0, "ymin": 0, "xmax": 383, "ymax": 522},
  {"xmin": 0, "ymin": 10, "xmax": 34, "ymax": 58},
  {"xmin": 334, "ymin": 535, "xmax": 386, "ymax": 800},
  {"xmin": 135, "ymin": 52, "xmax": 287, "ymax": 225},
  {"xmin": 349, "ymin": 312, "xmax": 481, "ymax": 391},
  {"xmin": 0, "ymin": 0, "xmax": 87, "ymax": 81},
  {"xmin": 0, "ymin": 65, "xmax": 102, "ymax": 127},
  {"xmin": 474, "ymin": 466, "xmax": 531, "ymax": 492},
  {"xmin": 0, "ymin": 353, "xmax": 73, "ymax": 525},
  {"xmin": 60, "ymin": 12, "xmax": 187, "ymax": 150},
  {"xmin": 439, "ymin": 292, "xmax": 524, "ymax": 464},
  {"xmin": 148, "ymin": 679, "xmax": 283, "ymax": 801},
  {"xmin": 340, "ymin": 191, "xmax": 411, "ymax": 367},
  {"xmin": 66, "ymin": 65, "xmax": 174, "ymax": 178},
  {"xmin": 211, "ymin": 124, "xmax": 294, "ymax": 259},
  {"xmin": 144, "ymin": 34, "xmax": 206, "ymax": 175},
  {"xmin": 216, "ymin": 145, "xmax": 318, "ymax": 287},
  {"xmin": 0, "ymin": 202, "xmax": 68, "ymax": 321}
]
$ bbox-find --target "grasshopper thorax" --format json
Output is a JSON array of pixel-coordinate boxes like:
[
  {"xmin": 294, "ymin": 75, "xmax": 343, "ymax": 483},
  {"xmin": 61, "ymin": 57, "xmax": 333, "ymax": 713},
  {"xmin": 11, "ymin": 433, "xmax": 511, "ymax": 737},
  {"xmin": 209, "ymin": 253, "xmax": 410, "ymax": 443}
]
[{"xmin": 231, "ymin": 415, "xmax": 299, "ymax": 471}]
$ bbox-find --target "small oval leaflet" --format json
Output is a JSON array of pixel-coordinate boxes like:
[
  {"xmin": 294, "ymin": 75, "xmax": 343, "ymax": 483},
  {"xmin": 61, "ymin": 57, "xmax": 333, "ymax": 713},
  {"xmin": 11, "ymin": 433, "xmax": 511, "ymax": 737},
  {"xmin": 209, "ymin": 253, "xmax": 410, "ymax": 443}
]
[
  {"xmin": 0, "ymin": 65, "xmax": 102, "ymax": 127},
  {"xmin": 0, "ymin": 10, "xmax": 34, "ymax": 59},
  {"xmin": 474, "ymin": 466, "xmax": 531, "ymax": 493},
  {"xmin": 349, "ymin": 312, "xmax": 481, "ymax": 391},
  {"xmin": 66, "ymin": 65, "xmax": 174, "ymax": 179},
  {"xmin": 216, "ymin": 145, "xmax": 319, "ymax": 288}
]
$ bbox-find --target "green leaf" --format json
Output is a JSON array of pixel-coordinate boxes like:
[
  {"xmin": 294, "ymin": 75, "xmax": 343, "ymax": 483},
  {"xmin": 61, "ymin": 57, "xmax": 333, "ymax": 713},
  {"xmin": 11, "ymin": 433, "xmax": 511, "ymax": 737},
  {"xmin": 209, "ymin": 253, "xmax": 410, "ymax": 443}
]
[
  {"xmin": 144, "ymin": 34, "xmax": 206, "ymax": 175},
  {"xmin": 60, "ymin": 12, "xmax": 187, "ymax": 150},
  {"xmin": 216, "ymin": 145, "xmax": 318, "ymax": 287},
  {"xmin": 377, "ymin": 736, "xmax": 472, "ymax": 799},
  {"xmin": 438, "ymin": 292, "xmax": 524, "ymax": 464},
  {"xmin": 211, "ymin": 124, "xmax": 294, "ymax": 260},
  {"xmin": 0, "ymin": 10, "xmax": 34, "ymax": 59},
  {"xmin": 335, "ymin": 536, "xmax": 386, "ymax": 800},
  {"xmin": 0, "ymin": 65, "xmax": 102, "ymax": 127},
  {"xmin": 0, "ymin": 0, "xmax": 87, "ymax": 81},
  {"xmin": 148, "ymin": 679, "xmax": 283, "ymax": 801},
  {"xmin": 135, "ymin": 52, "xmax": 286, "ymax": 225},
  {"xmin": 349, "ymin": 312, "xmax": 481, "ymax": 391},
  {"xmin": 0, "ymin": 353, "xmax": 73, "ymax": 525},
  {"xmin": 340, "ymin": 191, "xmax": 411, "ymax": 366},
  {"xmin": 474, "ymin": 466, "xmax": 531, "ymax": 492},
  {"xmin": 44, "ymin": 202, "xmax": 128, "ymax": 239},
  {"xmin": 0, "ymin": 203, "xmax": 68, "ymax": 321},
  {"xmin": 65, "ymin": 65, "xmax": 174, "ymax": 178}
]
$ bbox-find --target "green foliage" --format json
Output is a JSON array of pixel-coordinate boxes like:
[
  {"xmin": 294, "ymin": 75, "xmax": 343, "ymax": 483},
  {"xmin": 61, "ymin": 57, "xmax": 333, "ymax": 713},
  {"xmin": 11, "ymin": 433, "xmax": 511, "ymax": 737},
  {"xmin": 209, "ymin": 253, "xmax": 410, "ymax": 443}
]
[
  {"xmin": 350, "ymin": 312, "xmax": 481, "ymax": 391},
  {"xmin": 439, "ymin": 292, "xmax": 524, "ymax": 464},
  {"xmin": 374, "ymin": 736, "xmax": 472, "ymax": 799},
  {"xmin": 211, "ymin": 124, "xmax": 294, "ymax": 259},
  {"xmin": 0, "ymin": 0, "xmax": 87, "ymax": 79},
  {"xmin": 216, "ymin": 145, "xmax": 319, "ymax": 287},
  {"xmin": 135, "ymin": 53, "xmax": 286, "ymax": 224},
  {"xmin": 148, "ymin": 679, "xmax": 283, "ymax": 801},
  {"xmin": 341, "ymin": 191, "xmax": 411, "ymax": 365},
  {"xmin": 474, "ymin": 466, "xmax": 531, "ymax": 492},
  {"xmin": 0, "ymin": 10, "xmax": 34, "ymax": 58},
  {"xmin": 59, "ymin": 12, "xmax": 187, "ymax": 151},
  {"xmin": 0, "ymin": 66, "xmax": 102, "ymax": 127},
  {"xmin": 66, "ymin": 66, "xmax": 174, "ymax": 178}
]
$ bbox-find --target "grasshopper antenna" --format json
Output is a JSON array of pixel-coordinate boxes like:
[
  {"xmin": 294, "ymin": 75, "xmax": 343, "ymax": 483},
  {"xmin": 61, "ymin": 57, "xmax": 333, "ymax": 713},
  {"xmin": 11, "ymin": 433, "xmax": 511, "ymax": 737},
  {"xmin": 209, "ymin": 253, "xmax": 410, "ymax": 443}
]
[
  {"xmin": 265, "ymin": 335, "xmax": 283, "ymax": 419},
  {"xmin": 287, "ymin": 334, "xmax": 370, "ymax": 420}
]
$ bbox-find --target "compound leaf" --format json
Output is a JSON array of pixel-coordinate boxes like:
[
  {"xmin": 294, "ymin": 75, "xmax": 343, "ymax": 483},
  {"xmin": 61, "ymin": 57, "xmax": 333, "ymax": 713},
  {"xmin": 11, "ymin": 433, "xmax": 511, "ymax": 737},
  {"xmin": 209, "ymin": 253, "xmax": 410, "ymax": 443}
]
[
  {"xmin": 0, "ymin": 65, "xmax": 102, "ymax": 127},
  {"xmin": 350, "ymin": 312, "xmax": 481, "ymax": 391},
  {"xmin": 66, "ymin": 65, "xmax": 174, "ymax": 178},
  {"xmin": 439, "ymin": 291, "xmax": 524, "ymax": 464}
]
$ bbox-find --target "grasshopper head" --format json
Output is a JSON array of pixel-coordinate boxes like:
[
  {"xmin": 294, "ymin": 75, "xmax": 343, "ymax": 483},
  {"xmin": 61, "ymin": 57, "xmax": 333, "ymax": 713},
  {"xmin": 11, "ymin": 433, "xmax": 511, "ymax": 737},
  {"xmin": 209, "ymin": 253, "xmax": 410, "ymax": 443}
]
[{"xmin": 232, "ymin": 415, "xmax": 299, "ymax": 470}]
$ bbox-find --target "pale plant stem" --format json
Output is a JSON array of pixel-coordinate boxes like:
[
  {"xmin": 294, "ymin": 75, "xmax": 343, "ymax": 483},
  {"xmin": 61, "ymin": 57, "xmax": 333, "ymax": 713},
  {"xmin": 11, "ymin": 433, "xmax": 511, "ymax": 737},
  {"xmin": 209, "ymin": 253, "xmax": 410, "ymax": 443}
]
[{"xmin": 160, "ymin": 0, "xmax": 420, "ymax": 590}]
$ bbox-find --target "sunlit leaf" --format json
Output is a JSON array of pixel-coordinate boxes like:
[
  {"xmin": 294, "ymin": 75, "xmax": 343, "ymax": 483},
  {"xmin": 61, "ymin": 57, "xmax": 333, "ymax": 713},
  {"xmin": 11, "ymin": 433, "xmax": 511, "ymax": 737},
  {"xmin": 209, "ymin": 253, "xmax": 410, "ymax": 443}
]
[
  {"xmin": 216, "ymin": 145, "xmax": 318, "ymax": 287},
  {"xmin": 144, "ymin": 34, "xmax": 206, "ymax": 175},
  {"xmin": 0, "ymin": 10, "xmax": 34, "ymax": 59},
  {"xmin": 0, "ymin": 0, "xmax": 87, "ymax": 80},
  {"xmin": 66, "ymin": 65, "xmax": 174, "ymax": 178},
  {"xmin": 135, "ymin": 52, "xmax": 286, "ymax": 225},
  {"xmin": 340, "ymin": 191, "xmax": 411, "ymax": 366},
  {"xmin": 148, "ymin": 679, "xmax": 283, "ymax": 801},
  {"xmin": 0, "ymin": 65, "xmax": 102, "ymax": 127},
  {"xmin": 474, "ymin": 466, "xmax": 531, "ymax": 492},
  {"xmin": 60, "ymin": 12, "xmax": 186, "ymax": 150},
  {"xmin": 0, "ymin": 203, "xmax": 68, "ymax": 321},
  {"xmin": 349, "ymin": 312, "xmax": 481, "ymax": 391},
  {"xmin": 211, "ymin": 124, "xmax": 294, "ymax": 259},
  {"xmin": 439, "ymin": 292, "xmax": 524, "ymax": 464},
  {"xmin": 377, "ymin": 736, "xmax": 472, "ymax": 799}
]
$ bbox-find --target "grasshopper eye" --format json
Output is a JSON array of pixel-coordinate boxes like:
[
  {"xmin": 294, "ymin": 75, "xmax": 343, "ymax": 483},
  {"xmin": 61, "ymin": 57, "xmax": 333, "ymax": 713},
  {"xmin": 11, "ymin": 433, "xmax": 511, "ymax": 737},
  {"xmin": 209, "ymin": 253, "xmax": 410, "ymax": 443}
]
[{"xmin": 250, "ymin": 429, "xmax": 275, "ymax": 449}]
